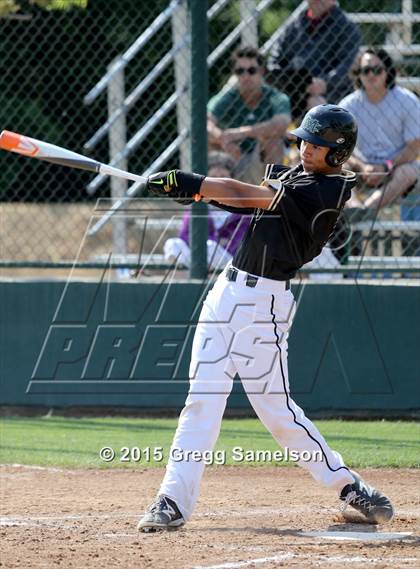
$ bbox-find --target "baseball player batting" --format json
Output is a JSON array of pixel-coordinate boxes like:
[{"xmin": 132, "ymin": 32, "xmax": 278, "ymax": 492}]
[{"xmin": 138, "ymin": 104, "xmax": 394, "ymax": 532}]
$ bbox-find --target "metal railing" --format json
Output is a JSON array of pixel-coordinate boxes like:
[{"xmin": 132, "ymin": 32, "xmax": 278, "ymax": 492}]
[
  {"xmin": 85, "ymin": 0, "xmax": 274, "ymax": 198},
  {"xmin": 83, "ymin": 0, "xmax": 183, "ymax": 105},
  {"xmin": 86, "ymin": 0, "xmax": 420, "ymax": 203},
  {"xmin": 2, "ymin": 0, "xmax": 419, "ymax": 277}
]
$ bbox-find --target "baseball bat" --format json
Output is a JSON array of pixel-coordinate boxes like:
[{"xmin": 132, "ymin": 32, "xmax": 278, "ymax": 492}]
[{"xmin": 0, "ymin": 130, "xmax": 148, "ymax": 185}]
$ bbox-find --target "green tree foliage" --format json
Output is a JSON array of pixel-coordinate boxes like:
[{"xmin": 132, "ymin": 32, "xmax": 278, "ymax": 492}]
[
  {"xmin": 0, "ymin": 0, "xmax": 19, "ymax": 16},
  {"xmin": 0, "ymin": 0, "xmax": 86, "ymax": 14},
  {"xmin": 0, "ymin": 0, "xmax": 172, "ymax": 201},
  {"xmin": 35, "ymin": 0, "xmax": 87, "ymax": 8}
]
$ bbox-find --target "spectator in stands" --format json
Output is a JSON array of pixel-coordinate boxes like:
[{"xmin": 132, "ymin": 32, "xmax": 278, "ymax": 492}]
[
  {"xmin": 340, "ymin": 47, "xmax": 420, "ymax": 213},
  {"xmin": 267, "ymin": 0, "xmax": 361, "ymax": 120},
  {"xmin": 164, "ymin": 152, "xmax": 250, "ymax": 269},
  {"xmin": 207, "ymin": 46, "xmax": 291, "ymax": 184}
]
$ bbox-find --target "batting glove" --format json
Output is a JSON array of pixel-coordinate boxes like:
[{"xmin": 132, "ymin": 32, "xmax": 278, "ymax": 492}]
[{"xmin": 147, "ymin": 170, "xmax": 205, "ymax": 204}]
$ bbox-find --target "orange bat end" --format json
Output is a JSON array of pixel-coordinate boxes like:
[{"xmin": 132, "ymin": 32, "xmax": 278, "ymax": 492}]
[
  {"xmin": 0, "ymin": 130, "xmax": 20, "ymax": 151},
  {"xmin": 0, "ymin": 130, "xmax": 39, "ymax": 157}
]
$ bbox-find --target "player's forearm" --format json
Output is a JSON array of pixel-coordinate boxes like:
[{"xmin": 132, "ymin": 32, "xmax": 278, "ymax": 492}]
[
  {"xmin": 147, "ymin": 170, "xmax": 275, "ymax": 210},
  {"xmin": 200, "ymin": 177, "xmax": 273, "ymax": 209}
]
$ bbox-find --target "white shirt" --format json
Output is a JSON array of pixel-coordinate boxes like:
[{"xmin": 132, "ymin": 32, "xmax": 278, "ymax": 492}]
[{"xmin": 340, "ymin": 86, "xmax": 420, "ymax": 163}]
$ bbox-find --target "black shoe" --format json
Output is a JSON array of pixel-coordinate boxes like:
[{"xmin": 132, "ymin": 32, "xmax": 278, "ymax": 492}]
[
  {"xmin": 138, "ymin": 495, "xmax": 185, "ymax": 533},
  {"xmin": 340, "ymin": 471, "xmax": 394, "ymax": 524}
]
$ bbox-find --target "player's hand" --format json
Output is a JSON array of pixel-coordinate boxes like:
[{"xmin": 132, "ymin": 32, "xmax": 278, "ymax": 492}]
[
  {"xmin": 147, "ymin": 170, "xmax": 176, "ymax": 196},
  {"xmin": 147, "ymin": 170, "xmax": 205, "ymax": 204}
]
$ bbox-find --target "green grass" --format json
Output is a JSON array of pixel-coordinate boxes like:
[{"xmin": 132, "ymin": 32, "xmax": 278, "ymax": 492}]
[{"xmin": 0, "ymin": 416, "xmax": 419, "ymax": 469}]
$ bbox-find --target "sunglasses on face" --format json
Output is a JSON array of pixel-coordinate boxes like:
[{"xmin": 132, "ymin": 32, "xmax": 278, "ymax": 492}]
[
  {"xmin": 358, "ymin": 65, "xmax": 385, "ymax": 76},
  {"xmin": 234, "ymin": 66, "xmax": 259, "ymax": 76}
]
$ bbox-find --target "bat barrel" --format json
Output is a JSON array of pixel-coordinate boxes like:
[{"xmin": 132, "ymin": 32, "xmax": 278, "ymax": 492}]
[
  {"xmin": 0, "ymin": 130, "xmax": 102, "ymax": 174},
  {"xmin": 0, "ymin": 130, "xmax": 148, "ymax": 184}
]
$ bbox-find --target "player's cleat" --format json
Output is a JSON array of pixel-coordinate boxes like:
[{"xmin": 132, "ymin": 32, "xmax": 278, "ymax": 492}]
[
  {"xmin": 340, "ymin": 471, "xmax": 394, "ymax": 524},
  {"xmin": 138, "ymin": 495, "xmax": 185, "ymax": 533}
]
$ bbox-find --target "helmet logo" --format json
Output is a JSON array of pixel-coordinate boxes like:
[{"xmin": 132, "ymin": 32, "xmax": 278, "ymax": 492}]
[
  {"xmin": 336, "ymin": 137, "xmax": 345, "ymax": 144},
  {"xmin": 304, "ymin": 116, "xmax": 323, "ymax": 133}
]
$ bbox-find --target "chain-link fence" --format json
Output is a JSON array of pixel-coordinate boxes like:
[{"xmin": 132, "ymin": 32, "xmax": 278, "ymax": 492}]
[{"xmin": 1, "ymin": 0, "xmax": 419, "ymax": 279}]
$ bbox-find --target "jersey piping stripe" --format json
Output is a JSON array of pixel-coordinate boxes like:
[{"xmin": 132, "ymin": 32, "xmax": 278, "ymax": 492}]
[
  {"xmin": 325, "ymin": 170, "xmax": 357, "ymax": 183},
  {"xmin": 267, "ymin": 183, "xmax": 285, "ymax": 211},
  {"xmin": 270, "ymin": 295, "xmax": 350, "ymax": 475},
  {"xmin": 264, "ymin": 163, "xmax": 275, "ymax": 179},
  {"xmin": 265, "ymin": 164, "xmax": 294, "ymax": 211}
]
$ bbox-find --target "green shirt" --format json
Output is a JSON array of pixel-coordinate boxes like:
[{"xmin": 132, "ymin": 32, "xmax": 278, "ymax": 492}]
[{"xmin": 208, "ymin": 83, "xmax": 290, "ymax": 154}]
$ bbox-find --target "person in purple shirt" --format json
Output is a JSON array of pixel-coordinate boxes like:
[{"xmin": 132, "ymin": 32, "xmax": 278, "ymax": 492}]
[{"xmin": 163, "ymin": 152, "xmax": 250, "ymax": 269}]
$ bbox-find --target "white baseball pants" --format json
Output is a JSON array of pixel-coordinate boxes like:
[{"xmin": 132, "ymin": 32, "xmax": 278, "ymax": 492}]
[{"xmin": 159, "ymin": 266, "xmax": 355, "ymax": 520}]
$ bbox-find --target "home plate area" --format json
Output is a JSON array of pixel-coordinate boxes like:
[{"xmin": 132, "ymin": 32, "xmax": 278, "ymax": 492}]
[{"xmin": 1, "ymin": 466, "xmax": 418, "ymax": 568}]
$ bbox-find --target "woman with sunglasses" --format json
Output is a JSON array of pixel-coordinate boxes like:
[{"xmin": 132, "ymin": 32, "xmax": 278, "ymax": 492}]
[{"xmin": 340, "ymin": 47, "xmax": 420, "ymax": 213}]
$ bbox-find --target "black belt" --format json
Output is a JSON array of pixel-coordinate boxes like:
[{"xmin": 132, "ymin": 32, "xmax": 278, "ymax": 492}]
[{"xmin": 226, "ymin": 267, "xmax": 290, "ymax": 290}]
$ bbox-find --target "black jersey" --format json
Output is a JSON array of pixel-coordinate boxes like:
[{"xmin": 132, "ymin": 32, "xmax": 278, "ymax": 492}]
[{"xmin": 212, "ymin": 163, "xmax": 356, "ymax": 280}]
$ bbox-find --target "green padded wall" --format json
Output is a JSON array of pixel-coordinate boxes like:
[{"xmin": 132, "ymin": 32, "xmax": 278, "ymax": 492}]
[{"xmin": 1, "ymin": 279, "xmax": 419, "ymax": 413}]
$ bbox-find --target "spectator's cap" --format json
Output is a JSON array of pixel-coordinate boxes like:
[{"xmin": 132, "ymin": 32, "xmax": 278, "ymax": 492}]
[{"xmin": 290, "ymin": 104, "xmax": 358, "ymax": 166}]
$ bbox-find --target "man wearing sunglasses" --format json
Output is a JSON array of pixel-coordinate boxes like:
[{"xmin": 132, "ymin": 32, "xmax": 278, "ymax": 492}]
[
  {"xmin": 340, "ymin": 47, "xmax": 420, "ymax": 214},
  {"xmin": 208, "ymin": 46, "xmax": 291, "ymax": 185}
]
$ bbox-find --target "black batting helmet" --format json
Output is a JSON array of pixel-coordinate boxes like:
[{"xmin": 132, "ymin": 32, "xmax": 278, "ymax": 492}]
[{"xmin": 290, "ymin": 104, "xmax": 358, "ymax": 167}]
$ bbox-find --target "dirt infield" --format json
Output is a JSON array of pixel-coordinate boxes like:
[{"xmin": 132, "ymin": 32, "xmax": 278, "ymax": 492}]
[{"xmin": 1, "ymin": 466, "xmax": 418, "ymax": 568}]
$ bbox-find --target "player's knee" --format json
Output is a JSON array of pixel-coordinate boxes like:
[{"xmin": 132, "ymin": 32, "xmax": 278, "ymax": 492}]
[{"xmin": 181, "ymin": 397, "xmax": 226, "ymax": 426}]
